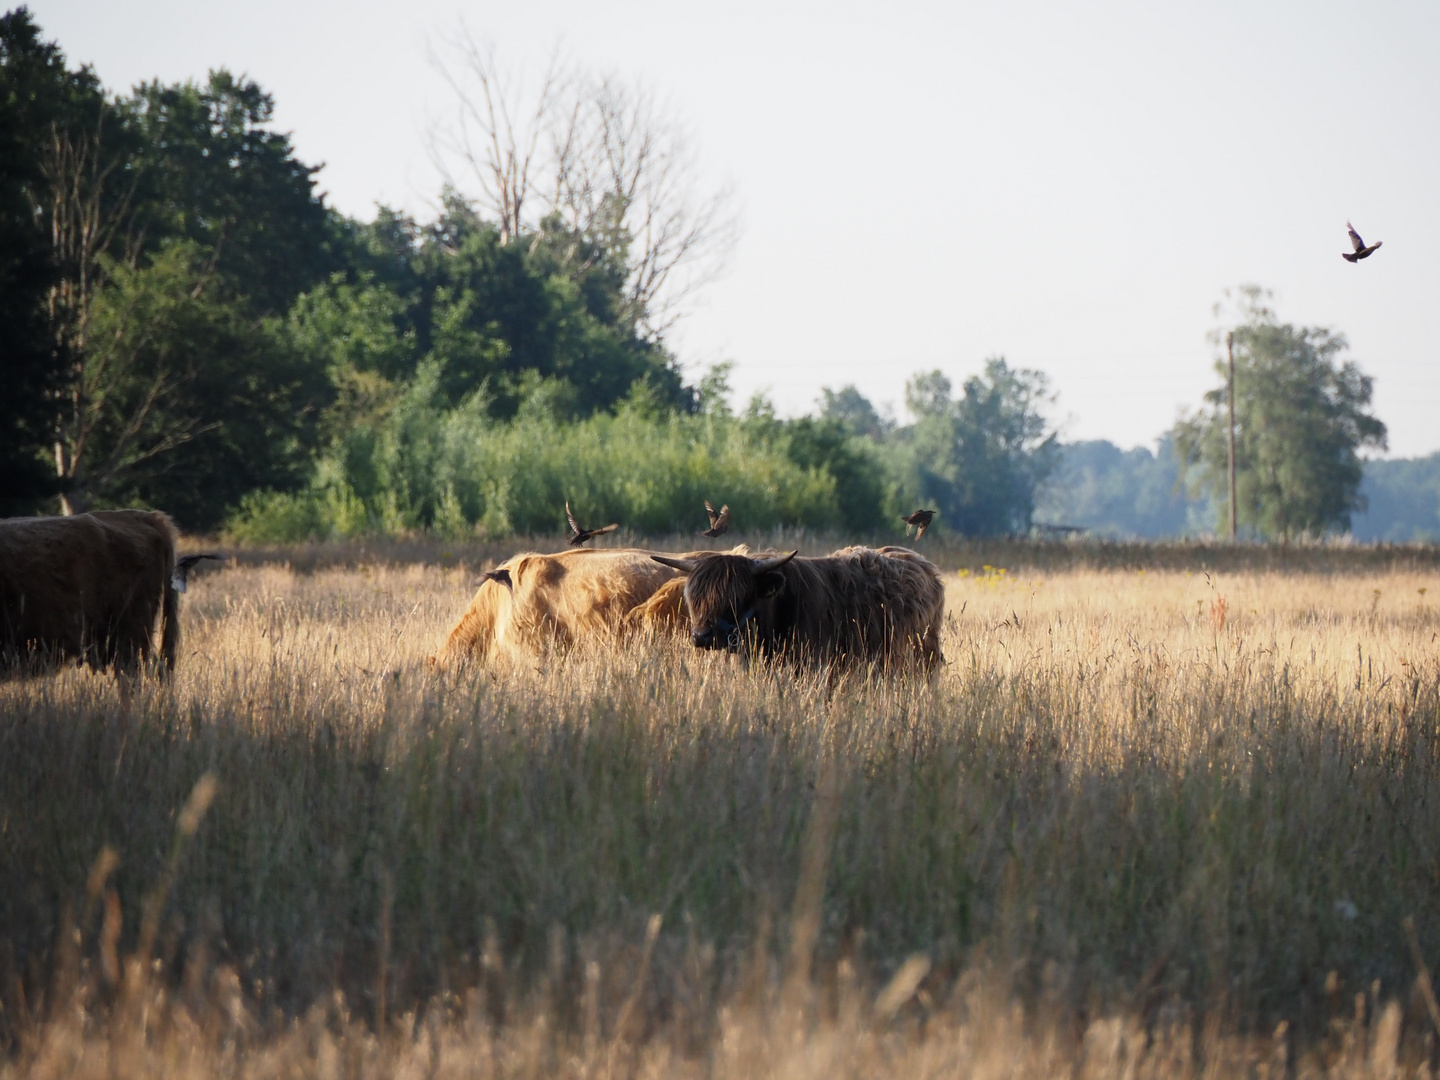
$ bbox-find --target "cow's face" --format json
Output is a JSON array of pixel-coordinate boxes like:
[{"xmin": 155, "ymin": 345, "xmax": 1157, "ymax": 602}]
[{"xmin": 651, "ymin": 552, "xmax": 796, "ymax": 651}]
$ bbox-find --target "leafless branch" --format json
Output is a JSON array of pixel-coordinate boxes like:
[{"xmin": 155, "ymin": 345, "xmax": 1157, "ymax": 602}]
[
  {"xmin": 428, "ymin": 31, "xmax": 738, "ymax": 340},
  {"xmin": 39, "ymin": 103, "xmax": 140, "ymax": 355},
  {"xmin": 428, "ymin": 30, "xmax": 565, "ymax": 245}
]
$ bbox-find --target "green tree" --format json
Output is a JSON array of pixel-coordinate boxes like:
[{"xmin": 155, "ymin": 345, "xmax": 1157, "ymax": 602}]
[
  {"xmin": 1034, "ymin": 437, "xmax": 1207, "ymax": 539},
  {"xmin": 229, "ymin": 382, "xmax": 843, "ymax": 542},
  {"xmin": 1352, "ymin": 454, "xmax": 1440, "ymax": 542},
  {"xmin": 66, "ymin": 241, "xmax": 323, "ymax": 528},
  {"xmin": 819, "ymin": 384, "xmax": 892, "ymax": 439},
  {"xmin": 781, "ymin": 416, "xmax": 887, "ymax": 529},
  {"xmin": 732, "ymin": 393, "xmax": 888, "ymax": 531},
  {"xmin": 5, "ymin": 12, "xmax": 338, "ymax": 521},
  {"xmin": 1, "ymin": 8, "xmax": 146, "ymax": 513},
  {"xmin": 695, "ymin": 361, "xmax": 735, "ymax": 417},
  {"xmin": 127, "ymin": 70, "xmax": 337, "ymax": 316},
  {"xmin": 0, "ymin": 8, "xmax": 70, "ymax": 510},
  {"xmin": 304, "ymin": 197, "xmax": 693, "ymax": 423},
  {"xmin": 891, "ymin": 358, "xmax": 1058, "ymax": 536},
  {"xmin": 415, "ymin": 197, "xmax": 689, "ymax": 417},
  {"xmin": 286, "ymin": 271, "xmax": 413, "ymax": 440},
  {"xmin": 1174, "ymin": 289, "xmax": 1387, "ymax": 539}
]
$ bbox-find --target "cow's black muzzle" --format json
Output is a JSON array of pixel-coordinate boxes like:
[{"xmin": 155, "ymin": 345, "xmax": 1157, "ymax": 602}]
[
  {"xmin": 691, "ymin": 628, "xmax": 722, "ymax": 649},
  {"xmin": 691, "ymin": 609, "xmax": 755, "ymax": 651}
]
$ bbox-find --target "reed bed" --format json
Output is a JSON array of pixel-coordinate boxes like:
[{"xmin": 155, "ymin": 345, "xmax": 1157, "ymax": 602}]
[{"xmin": 2, "ymin": 553, "xmax": 1439, "ymax": 1076}]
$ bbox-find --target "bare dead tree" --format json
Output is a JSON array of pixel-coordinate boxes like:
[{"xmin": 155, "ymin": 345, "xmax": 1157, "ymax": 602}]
[
  {"xmin": 428, "ymin": 31, "xmax": 738, "ymax": 340},
  {"xmin": 429, "ymin": 30, "xmax": 563, "ymax": 246},
  {"xmin": 39, "ymin": 101, "xmax": 143, "ymax": 351},
  {"xmin": 37, "ymin": 102, "xmax": 147, "ymax": 513},
  {"xmin": 555, "ymin": 77, "xmax": 737, "ymax": 337}
]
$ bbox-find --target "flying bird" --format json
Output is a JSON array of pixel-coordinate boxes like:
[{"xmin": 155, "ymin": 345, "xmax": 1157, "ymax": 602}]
[
  {"xmin": 171, "ymin": 552, "xmax": 227, "ymax": 593},
  {"xmin": 700, "ymin": 500, "xmax": 731, "ymax": 538},
  {"xmin": 1343, "ymin": 222, "xmax": 1382, "ymax": 263},
  {"xmin": 566, "ymin": 502, "xmax": 619, "ymax": 547},
  {"xmin": 901, "ymin": 509, "xmax": 937, "ymax": 539}
]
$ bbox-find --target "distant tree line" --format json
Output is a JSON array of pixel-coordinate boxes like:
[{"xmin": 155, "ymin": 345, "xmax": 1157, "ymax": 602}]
[
  {"xmin": 1, "ymin": 13, "xmax": 1401, "ymax": 543},
  {"xmin": 1038, "ymin": 285, "xmax": 1402, "ymax": 542},
  {"xmin": 0, "ymin": 9, "xmax": 1064, "ymax": 540},
  {"xmin": 1038, "ymin": 443, "xmax": 1440, "ymax": 543}
]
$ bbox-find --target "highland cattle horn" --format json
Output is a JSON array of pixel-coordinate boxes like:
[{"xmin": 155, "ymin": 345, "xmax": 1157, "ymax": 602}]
[
  {"xmin": 750, "ymin": 551, "xmax": 797, "ymax": 575},
  {"xmin": 650, "ymin": 555, "xmax": 700, "ymax": 573}
]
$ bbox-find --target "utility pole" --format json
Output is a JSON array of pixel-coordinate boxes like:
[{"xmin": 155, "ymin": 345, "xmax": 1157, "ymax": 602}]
[{"xmin": 1226, "ymin": 331, "xmax": 1237, "ymax": 542}]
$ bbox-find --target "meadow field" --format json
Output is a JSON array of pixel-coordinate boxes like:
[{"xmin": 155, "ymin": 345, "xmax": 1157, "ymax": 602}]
[{"xmin": 3, "ymin": 536, "xmax": 1440, "ymax": 1077}]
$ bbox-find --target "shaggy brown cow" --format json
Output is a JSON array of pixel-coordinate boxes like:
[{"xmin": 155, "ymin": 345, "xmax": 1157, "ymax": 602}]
[
  {"xmin": 433, "ymin": 546, "xmax": 742, "ymax": 667},
  {"xmin": 651, "ymin": 545, "xmax": 944, "ymax": 671},
  {"xmin": 0, "ymin": 510, "xmax": 182, "ymax": 674}
]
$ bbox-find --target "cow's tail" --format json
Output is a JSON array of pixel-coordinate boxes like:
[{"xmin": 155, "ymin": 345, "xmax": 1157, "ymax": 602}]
[
  {"xmin": 160, "ymin": 572, "xmax": 180, "ymax": 672},
  {"xmin": 158, "ymin": 513, "xmax": 180, "ymax": 673}
]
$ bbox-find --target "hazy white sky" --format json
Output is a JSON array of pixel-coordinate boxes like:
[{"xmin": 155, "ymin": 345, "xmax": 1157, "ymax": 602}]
[{"xmin": 37, "ymin": 0, "xmax": 1440, "ymax": 456}]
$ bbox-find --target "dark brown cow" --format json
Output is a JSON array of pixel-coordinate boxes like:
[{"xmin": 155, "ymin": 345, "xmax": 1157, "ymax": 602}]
[
  {"xmin": 651, "ymin": 545, "xmax": 945, "ymax": 671},
  {"xmin": 0, "ymin": 510, "xmax": 183, "ymax": 674}
]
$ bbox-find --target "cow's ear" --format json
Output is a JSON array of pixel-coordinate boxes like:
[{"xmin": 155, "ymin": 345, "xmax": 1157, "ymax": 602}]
[
  {"xmin": 756, "ymin": 570, "xmax": 787, "ymax": 599},
  {"xmin": 482, "ymin": 568, "xmax": 512, "ymax": 590}
]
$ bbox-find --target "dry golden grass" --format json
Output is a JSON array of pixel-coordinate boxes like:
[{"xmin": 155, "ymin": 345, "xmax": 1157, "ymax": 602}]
[
  {"xmin": 212, "ymin": 528, "xmax": 1440, "ymax": 577},
  {"xmin": 3, "ymin": 547, "xmax": 1440, "ymax": 1076}
]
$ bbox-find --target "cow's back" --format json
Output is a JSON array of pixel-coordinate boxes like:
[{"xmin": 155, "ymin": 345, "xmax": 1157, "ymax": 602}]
[
  {"xmin": 0, "ymin": 510, "xmax": 175, "ymax": 671},
  {"xmin": 509, "ymin": 549, "xmax": 680, "ymax": 646},
  {"xmin": 434, "ymin": 548, "xmax": 687, "ymax": 667},
  {"xmin": 771, "ymin": 546, "xmax": 944, "ymax": 669}
]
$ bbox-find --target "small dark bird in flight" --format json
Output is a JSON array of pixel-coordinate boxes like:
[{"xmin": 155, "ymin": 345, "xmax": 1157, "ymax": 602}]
[
  {"xmin": 700, "ymin": 500, "xmax": 731, "ymax": 538},
  {"xmin": 901, "ymin": 509, "xmax": 937, "ymax": 539},
  {"xmin": 171, "ymin": 552, "xmax": 227, "ymax": 593},
  {"xmin": 1343, "ymin": 222, "xmax": 1382, "ymax": 263},
  {"xmin": 566, "ymin": 501, "xmax": 619, "ymax": 547}
]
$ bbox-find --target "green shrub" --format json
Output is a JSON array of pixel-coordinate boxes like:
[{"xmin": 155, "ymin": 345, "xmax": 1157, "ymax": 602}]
[
  {"xmin": 225, "ymin": 490, "xmax": 323, "ymax": 543},
  {"xmin": 226, "ymin": 368, "xmax": 844, "ymax": 540}
]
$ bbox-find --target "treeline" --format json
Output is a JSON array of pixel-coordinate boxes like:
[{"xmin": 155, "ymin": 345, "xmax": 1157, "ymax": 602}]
[
  {"xmin": 1, "ymin": 13, "xmax": 1402, "ymax": 543},
  {"xmin": 0, "ymin": 10, "xmax": 1059, "ymax": 541},
  {"xmin": 0, "ymin": 8, "xmax": 690, "ymax": 530},
  {"xmin": 1355, "ymin": 456, "xmax": 1440, "ymax": 541},
  {"xmin": 1038, "ymin": 286, "xmax": 1406, "ymax": 542},
  {"xmin": 1039, "ymin": 442, "xmax": 1440, "ymax": 542}
]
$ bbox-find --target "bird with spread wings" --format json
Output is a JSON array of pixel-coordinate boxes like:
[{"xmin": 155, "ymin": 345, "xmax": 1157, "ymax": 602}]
[
  {"xmin": 901, "ymin": 509, "xmax": 937, "ymax": 539},
  {"xmin": 700, "ymin": 500, "xmax": 731, "ymax": 538},
  {"xmin": 1343, "ymin": 222, "xmax": 1382, "ymax": 263},
  {"xmin": 566, "ymin": 502, "xmax": 619, "ymax": 547}
]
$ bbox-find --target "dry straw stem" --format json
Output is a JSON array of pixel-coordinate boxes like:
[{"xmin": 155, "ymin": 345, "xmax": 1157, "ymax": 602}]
[
  {"xmin": 873, "ymin": 953, "xmax": 932, "ymax": 1022},
  {"xmin": 2, "ymin": 551, "xmax": 1440, "ymax": 1074}
]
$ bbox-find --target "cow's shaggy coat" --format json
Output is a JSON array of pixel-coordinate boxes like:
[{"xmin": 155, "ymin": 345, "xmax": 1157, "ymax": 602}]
[
  {"xmin": 0, "ymin": 510, "xmax": 181, "ymax": 674},
  {"xmin": 654, "ymin": 545, "xmax": 945, "ymax": 671},
  {"xmin": 433, "ymin": 547, "xmax": 740, "ymax": 667}
]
